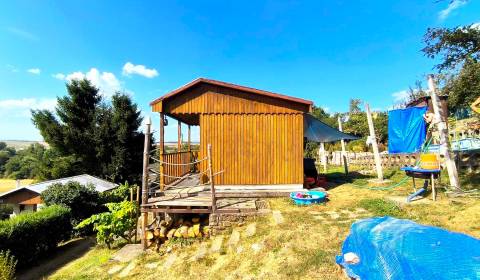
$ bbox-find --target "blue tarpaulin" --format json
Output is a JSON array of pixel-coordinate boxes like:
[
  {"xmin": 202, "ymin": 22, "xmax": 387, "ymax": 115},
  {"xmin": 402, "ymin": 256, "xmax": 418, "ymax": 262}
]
[
  {"xmin": 336, "ymin": 217, "xmax": 480, "ymax": 280},
  {"xmin": 388, "ymin": 107, "xmax": 427, "ymax": 153}
]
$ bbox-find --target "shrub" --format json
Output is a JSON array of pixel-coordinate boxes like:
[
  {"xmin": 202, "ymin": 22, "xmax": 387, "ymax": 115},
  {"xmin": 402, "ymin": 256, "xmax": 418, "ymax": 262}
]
[
  {"xmin": 76, "ymin": 201, "xmax": 138, "ymax": 249},
  {"xmin": 0, "ymin": 205, "xmax": 13, "ymax": 221},
  {"xmin": 0, "ymin": 250, "xmax": 17, "ymax": 280},
  {"xmin": 100, "ymin": 181, "xmax": 137, "ymax": 203},
  {"xmin": 41, "ymin": 182, "xmax": 103, "ymax": 225},
  {"xmin": 0, "ymin": 205, "xmax": 71, "ymax": 267}
]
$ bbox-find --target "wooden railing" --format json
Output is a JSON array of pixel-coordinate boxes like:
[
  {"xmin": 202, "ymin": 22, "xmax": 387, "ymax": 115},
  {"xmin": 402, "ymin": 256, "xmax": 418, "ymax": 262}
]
[{"xmin": 162, "ymin": 150, "xmax": 199, "ymax": 185}]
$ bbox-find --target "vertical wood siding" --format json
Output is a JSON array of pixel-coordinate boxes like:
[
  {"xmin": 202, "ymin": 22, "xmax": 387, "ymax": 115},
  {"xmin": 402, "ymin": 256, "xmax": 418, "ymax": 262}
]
[{"xmin": 198, "ymin": 113, "xmax": 304, "ymax": 185}]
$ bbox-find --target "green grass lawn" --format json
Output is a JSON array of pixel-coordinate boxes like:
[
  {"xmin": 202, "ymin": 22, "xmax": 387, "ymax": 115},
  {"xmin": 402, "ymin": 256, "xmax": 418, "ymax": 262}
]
[{"xmin": 47, "ymin": 167, "xmax": 480, "ymax": 279}]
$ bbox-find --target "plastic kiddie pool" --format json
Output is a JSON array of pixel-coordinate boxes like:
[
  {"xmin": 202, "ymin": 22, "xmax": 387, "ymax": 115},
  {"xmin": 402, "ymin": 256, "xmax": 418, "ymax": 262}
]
[{"xmin": 290, "ymin": 191, "xmax": 327, "ymax": 205}]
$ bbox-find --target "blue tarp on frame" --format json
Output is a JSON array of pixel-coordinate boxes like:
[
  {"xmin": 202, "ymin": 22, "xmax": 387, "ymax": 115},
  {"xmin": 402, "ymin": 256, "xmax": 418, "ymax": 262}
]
[
  {"xmin": 388, "ymin": 106, "xmax": 427, "ymax": 153},
  {"xmin": 336, "ymin": 217, "xmax": 480, "ymax": 280}
]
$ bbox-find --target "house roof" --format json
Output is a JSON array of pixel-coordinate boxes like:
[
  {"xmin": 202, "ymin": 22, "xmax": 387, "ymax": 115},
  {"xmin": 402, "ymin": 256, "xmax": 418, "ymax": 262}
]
[
  {"xmin": 150, "ymin": 78, "xmax": 313, "ymax": 107},
  {"xmin": 0, "ymin": 174, "xmax": 117, "ymax": 199}
]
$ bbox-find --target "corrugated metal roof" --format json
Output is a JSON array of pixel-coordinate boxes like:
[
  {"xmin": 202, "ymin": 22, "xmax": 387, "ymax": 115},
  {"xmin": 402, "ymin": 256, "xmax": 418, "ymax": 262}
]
[{"xmin": 0, "ymin": 174, "xmax": 117, "ymax": 198}]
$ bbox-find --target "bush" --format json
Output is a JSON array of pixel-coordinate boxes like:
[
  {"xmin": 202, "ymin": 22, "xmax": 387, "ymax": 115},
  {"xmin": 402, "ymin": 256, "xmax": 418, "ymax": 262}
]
[
  {"xmin": 0, "ymin": 250, "xmax": 17, "ymax": 280},
  {"xmin": 0, "ymin": 205, "xmax": 13, "ymax": 221},
  {"xmin": 0, "ymin": 205, "xmax": 71, "ymax": 267},
  {"xmin": 100, "ymin": 181, "xmax": 137, "ymax": 203},
  {"xmin": 41, "ymin": 182, "xmax": 103, "ymax": 225},
  {"xmin": 76, "ymin": 201, "xmax": 138, "ymax": 249}
]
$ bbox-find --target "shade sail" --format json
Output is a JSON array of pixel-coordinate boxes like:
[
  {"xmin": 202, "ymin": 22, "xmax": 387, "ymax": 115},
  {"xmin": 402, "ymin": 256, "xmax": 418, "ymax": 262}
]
[{"xmin": 304, "ymin": 114, "xmax": 359, "ymax": 143}]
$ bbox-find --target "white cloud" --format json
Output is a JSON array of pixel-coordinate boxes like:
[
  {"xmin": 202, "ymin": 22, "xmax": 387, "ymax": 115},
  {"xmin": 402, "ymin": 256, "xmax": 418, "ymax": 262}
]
[
  {"xmin": 27, "ymin": 68, "xmax": 41, "ymax": 75},
  {"xmin": 471, "ymin": 22, "xmax": 480, "ymax": 30},
  {"xmin": 392, "ymin": 90, "xmax": 410, "ymax": 103},
  {"xmin": 122, "ymin": 62, "xmax": 158, "ymax": 78},
  {"xmin": 5, "ymin": 64, "xmax": 19, "ymax": 73},
  {"xmin": 55, "ymin": 68, "xmax": 123, "ymax": 98},
  {"xmin": 6, "ymin": 27, "xmax": 39, "ymax": 41},
  {"xmin": 438, "ymin": 0, "xmax": 467, "ymax": 20},
  {"xmin": 52, "ymin": 73, "xmax": 66, "ymax": 80},
  {"xmin": 0, "ymin": 98, "xmax": 57, "ymax": 118}
]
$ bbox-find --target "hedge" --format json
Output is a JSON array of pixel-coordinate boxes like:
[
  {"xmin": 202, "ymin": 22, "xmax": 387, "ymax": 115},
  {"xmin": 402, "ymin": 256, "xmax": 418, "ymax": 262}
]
[{"xmin": 0, "ymin": 205, "xmax": 72, "ymax": 267}]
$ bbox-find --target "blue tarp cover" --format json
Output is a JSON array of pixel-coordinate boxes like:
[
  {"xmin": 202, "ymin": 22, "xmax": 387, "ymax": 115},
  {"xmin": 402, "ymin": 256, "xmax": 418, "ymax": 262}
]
[
  {"xmin": 388, "ymin": 107, "xmax": 427, "ymax": 153},
  {"xmin": 336, "ymin": 217, "xmax": 480, "ymax": 280}
]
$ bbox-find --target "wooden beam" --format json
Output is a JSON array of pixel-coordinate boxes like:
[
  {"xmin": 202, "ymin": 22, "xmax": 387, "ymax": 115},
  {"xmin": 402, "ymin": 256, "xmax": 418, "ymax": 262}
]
[
  {"xmin": 159, "ymin": 113, "xmax": 165, "ymax": 191},
  {"xmin": 337, "ymin": 117, "xmax": 348, "ymax": 175},
  {"xmin": 141, "ymin": 116, "xmax": 151, "ymax": 250},
  {"xmin": 427, "ymin": 75, "xmax": 460, "ymax": 190},
  {"xmin": 365, "ymin": 103, "xmax": 383, "ymax": 181},
  {"xmin": 207, "ymin": 144, "xmax": 217, "ymax": 213},
  {"xmin": 177, "ymin": 120, "xmax": 182, "ymax": 152}
]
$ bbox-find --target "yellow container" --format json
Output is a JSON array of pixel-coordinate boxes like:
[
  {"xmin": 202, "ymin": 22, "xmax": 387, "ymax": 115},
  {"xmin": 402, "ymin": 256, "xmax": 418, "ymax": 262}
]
[{"xmin": 419, "ymin": 153, "xmax": 440, "ymax": 170}]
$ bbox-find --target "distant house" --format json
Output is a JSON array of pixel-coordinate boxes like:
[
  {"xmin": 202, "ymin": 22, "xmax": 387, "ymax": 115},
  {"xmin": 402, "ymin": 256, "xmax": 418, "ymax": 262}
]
[{"xmin": 0, "ymin": 174, "xmax": 117, "ymax": 216}]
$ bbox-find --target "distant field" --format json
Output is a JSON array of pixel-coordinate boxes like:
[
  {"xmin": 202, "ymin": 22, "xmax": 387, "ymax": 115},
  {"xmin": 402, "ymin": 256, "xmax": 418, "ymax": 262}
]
[
  {"xmin": 0, "ymin": 179, "xmax": 35, "ymax": 194},
  {"xmin": 1, "ymin": 140, "xmax": 48, "ymax": 150}
]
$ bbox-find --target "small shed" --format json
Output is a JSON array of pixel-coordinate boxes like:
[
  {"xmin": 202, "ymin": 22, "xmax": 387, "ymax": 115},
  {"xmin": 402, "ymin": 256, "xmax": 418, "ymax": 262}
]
[
  {"xmin": 0, "ymin": 174, "xmax": 117, "ymax": 216},
  {"xmin": 150, "ymin": 78, "xmax": 313, "ymax": 187}
]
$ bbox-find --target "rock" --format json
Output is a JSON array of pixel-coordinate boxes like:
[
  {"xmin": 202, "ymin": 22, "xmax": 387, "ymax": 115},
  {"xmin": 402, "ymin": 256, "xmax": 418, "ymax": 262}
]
[
  {"xmin": 227, "ymin": 230, "xmax": 240, "ymax": 247},
  {"xmin": 251, "ymin": 243, "xmax": 263, "ymax": 253},
  {"xmin": 272, "ymin": 211, "xmax": 284, "ymax": 225},
  {"xmin": 163, "ymin": 253, "xmax": 177, "ymax": 269},
  {"xmin": 145, "ymin": 262, "xmax": 159, "ymax": 269},
  {"xmin": 210, "ymin": 235, "xmax": 224, "ymax": 253},
  {"xmin": 118, "ymin": 261, "xmax": 136, "ymax": 278},
  {"xmin": 108, "ymin": 265, "xmax": 124, "ymax": 275},
  {"xmin": 191, "ymin": 243, "xmax": 208, "ymax": 261},
  {"xmin": 244, "ymin": 223, "xmax": 256, "ymax": 237},
  {"xmin": 111, "ymin": 244, "xmax": 144, "ymax": 263}
]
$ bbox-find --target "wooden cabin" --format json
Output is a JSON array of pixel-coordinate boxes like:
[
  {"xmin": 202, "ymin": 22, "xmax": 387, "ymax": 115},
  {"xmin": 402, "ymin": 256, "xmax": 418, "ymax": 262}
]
[{"xmin": 150, "ymin": 78, "xmax": 313, "ymax": 189}]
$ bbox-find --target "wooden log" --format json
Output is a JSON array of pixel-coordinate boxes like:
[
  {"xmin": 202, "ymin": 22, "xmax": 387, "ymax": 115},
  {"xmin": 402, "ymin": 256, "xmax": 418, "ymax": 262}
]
[
  {"xmin": 153, "ymin": 228, "xmax": 161, "ymax": 237},
  {"xmin": 193, "ymin": 224, "xmax": 201, "ymax": 237},
  {"xmin": 192, "ymin": 217, "xmax": 200, "ymax": 223},
  {"xmin": 146, "ymin": 230, "xmax": 154, "ymax": 240},
  {"xmin": 187, "ymin": 227, "xmax": 196, "ymax": 238},
  {"xmin": 159, "ymin": 226, "xmax": 168, "ymax": 238},
  {"xmin": 167, "ymin": 228, "xmax": 176, "ymax": 239}
]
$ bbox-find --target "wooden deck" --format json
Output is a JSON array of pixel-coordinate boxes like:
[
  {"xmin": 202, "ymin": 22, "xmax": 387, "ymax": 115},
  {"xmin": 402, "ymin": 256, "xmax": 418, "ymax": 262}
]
[{"xmin": 142, "ymin": 172, "xmax": 301, "ymax": 214}]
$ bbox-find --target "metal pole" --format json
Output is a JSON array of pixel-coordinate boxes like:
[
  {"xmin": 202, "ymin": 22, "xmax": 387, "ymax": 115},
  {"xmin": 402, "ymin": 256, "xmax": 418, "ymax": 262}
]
[
  {"xmin": 141, "ymin": 117, "xmax": 151, "ymax": 249},
  {"xmin": 427, "ymin": 74, "xmax": 460, "ymax": 190},
  {"xmin": 159, "ymin": 113, "xmax": 165, "ymax": 191},
  {"xmin": 365, "ymin": 103, "xmax": 384, "ymax": 181},
  {"xmin": 338, "ymin": 117, "xmax": 348, "ymax": 175},
  {"xmin": 207, "ymin": 144, "xmax": 217, "ymax": 213}
]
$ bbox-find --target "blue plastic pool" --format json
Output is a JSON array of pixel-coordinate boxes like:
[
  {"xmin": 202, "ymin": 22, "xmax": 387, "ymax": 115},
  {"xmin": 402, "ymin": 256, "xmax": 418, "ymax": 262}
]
[{"xmin": 290, "ymin": 191, "xmax": 327, "ymax": 205}]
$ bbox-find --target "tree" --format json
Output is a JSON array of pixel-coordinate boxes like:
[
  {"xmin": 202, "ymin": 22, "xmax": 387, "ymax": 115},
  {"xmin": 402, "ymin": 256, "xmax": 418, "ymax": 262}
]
[
  {"xmin": 32, "ymin": 79, "xmax": 101, "ymax": 175},
  {"xmin": 32, "ymin": 79, "xmax": 146, "ymax": 183},
  {"xmin": 406, "ymin": 80, "xmax": 428, "ymax": 105},
  {"xmin": 0, "ymin": 143, "xmax": 15, "ymax": 176},
  {"xmin": 349, "ymin": 99, "xmax": 362, "ymax": 114},
  {"xmin": 41, "ymin": 182, "xmax": 103, "ymax": 226},
  {"xmin": 422, "ymin": 24, "xmax": 480, "ymax": 71},
  {"xmin": 442, "ymin": 60, "xmax": 480, "ymax": 113}
]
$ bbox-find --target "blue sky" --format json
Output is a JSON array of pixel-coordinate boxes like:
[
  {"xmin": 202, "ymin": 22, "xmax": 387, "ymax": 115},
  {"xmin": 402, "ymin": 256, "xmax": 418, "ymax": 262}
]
[{"xmin": 0, "ymin": 0, "xmax": 479, "ymax": 141}]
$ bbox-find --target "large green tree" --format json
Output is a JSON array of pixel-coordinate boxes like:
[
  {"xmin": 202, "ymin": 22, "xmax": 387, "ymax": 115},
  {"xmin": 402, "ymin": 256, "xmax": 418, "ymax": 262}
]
[{"xmin": 32, "ymin": 79, "xmax": 146, "ymax": 183}]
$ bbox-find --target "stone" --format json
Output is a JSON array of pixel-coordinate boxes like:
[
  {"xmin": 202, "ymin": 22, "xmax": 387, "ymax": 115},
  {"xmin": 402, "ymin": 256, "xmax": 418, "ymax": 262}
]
[
  {"xmin": 163, "ymin": 253, "xmax": 177, "ymax": 269},
  {"xmin": 227, "ymin": 230, "xmax": 241, "ymax": 247},
  {"xmin": 329, "ymin": 212, "xmax": 340, "ymax": 220},
  {"xmin": 111, "ymin": 244, "xmax": 144, "ymax": 263},
  {"xmin": 118, "ymin": 261, "xmax": 136, "ymax": 278},
  {"xmin": 108, "ymin": 265, "xmax": 124, "ymax": 275},
  {"xmin": 145, "ymin": 262, "xmax": 159, "ymax": 269},
  {"xmin": 191, "ymin": 243, "xmax": 208, "ymax": 261},
  {"xmin": 272, "ymin": 210, "xmax": 284, "ymax": 225},
  {"xmin": 251, "ymin": 243, "xmax": 263, "ymax": 253},
  {"xmin": 210, "ymin": 235, "xmax": 224, "ymax": 253},
  {"xmin": 244, "ymin": 223, "xmax": 256, "ymax": 237}
]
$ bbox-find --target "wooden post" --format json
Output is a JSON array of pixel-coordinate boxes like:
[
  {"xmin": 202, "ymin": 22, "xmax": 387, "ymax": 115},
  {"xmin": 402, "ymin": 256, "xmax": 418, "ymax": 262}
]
[
  {"xmin": 319, "ymin": 142, "xmax": 327, "ymax": 173},
  {"xmin": 159, "ymin": 113, "xmax": 165, "ymax": 191},
  {"xmin": 187, "ymin": 125, "xmax": 191, "ymax": 152},
  {"xmin": 338, "ymin": 117, "xmax": 348, "ymax": 175},
  {"xmin": 141, "ymin": 117, "xmax": 151, "ymax": 250},
  {"xmin": 177, "ymin": 120, "xmax": 182, "ymax": 152},
  {"xmin": 207, "ymin": 144, "xmax": 217, "ymax": 213},
  {"xmin": 427, "ymin": 74, "xmax": 460, "ymax": 190},
  {"xmin": 365, "ymin": 103, "xmax": 384, "ymax": 181}
]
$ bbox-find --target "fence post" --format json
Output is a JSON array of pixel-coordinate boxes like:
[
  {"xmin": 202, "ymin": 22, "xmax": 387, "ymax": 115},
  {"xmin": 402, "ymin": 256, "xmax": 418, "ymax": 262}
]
[
  {"xmin": 427, "ymin": 74, "xmax": 460, "ymax": 190},
  {"xmin": 207, "ymin": 144, "xmax": 217, "ymax": 213},
  {"xmin": 365, "ymin": 103, "xmax": 384, "ymax": 181},
  {"xmin": 141, "ymin": 117, "xmax": 151, "ymax": 250},
  {"xmin": 159, "ymin": 113, "xmax": 165, "ymax": 191},
  {"xmin": 338, "ymin": 117, "xmax": 349, "ymax": 175}
]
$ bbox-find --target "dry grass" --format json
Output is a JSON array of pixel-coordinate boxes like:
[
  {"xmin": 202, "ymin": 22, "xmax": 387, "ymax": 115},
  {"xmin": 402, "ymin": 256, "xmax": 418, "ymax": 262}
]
[
  {"xmin": 0, "ymin": 179, "xmax": 35, "ymax": 194},
  {"xmin": 47, "ymin": 168, "xmax": 480, "ymax": 280}
]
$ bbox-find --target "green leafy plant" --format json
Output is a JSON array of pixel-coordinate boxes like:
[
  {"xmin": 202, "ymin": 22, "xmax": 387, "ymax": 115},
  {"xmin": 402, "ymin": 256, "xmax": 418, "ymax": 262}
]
[
  {"xmin": 76, "ymin": 201, "xmax": 138, "ymax": 249},
  {"xmin": 0, "ymin": 250, "xmax": 17, "ymax": 280},
  {"xmin": 101, "ymin": 181, "xmax": 138, "ymax": 203}
]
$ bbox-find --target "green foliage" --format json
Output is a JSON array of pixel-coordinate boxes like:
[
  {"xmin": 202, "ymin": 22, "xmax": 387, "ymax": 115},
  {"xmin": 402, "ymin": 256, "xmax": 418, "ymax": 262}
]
[
  {"xmin": 76, "ymin": 201, "xmax": 138, "ymax": 249},
  {"xmin": 0, "ymin": 205, "xmax": 13, "ymax": 221},
  {"xmin": 443, "ymin": 61, "xmax": 480, "ymax": 113},
  {"xmin": 0, "ymin": 205, "xmax": 71, "ymax": 267},
  {"xmin": 343, "ymin": 112, "xmax": 388, "ymax": 147},
  {"xmin": 101, "ymin": 181, "xmax": 137, "ymax": 203},
  {"xmin": 41, "ymin": 182, "xmax": 103, "ymax": 226},
  {"xmin": 346, "ymin": 138, "xmax": 368, "ymax": 152},
  {"xmin": 31, "ymin": 79, "xmax": 147, "ymax": 184},
  {"xmin": 423, "ymin": 24, "xmax": 480, "ymax": 71},
  {"xmin": 357, "ymin": 198, "xmax": 405, "ymax": 218},
  {"xmin": 0, "ymin": 143, "xmax": 16, "ymax": 176},
  {"xmin": 349, "ymin": 98, "xmax": 362, "ymax": 114},
  {"xmin": 0, "ymin": 250, "xmax": 17, "ymax": 280}
]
